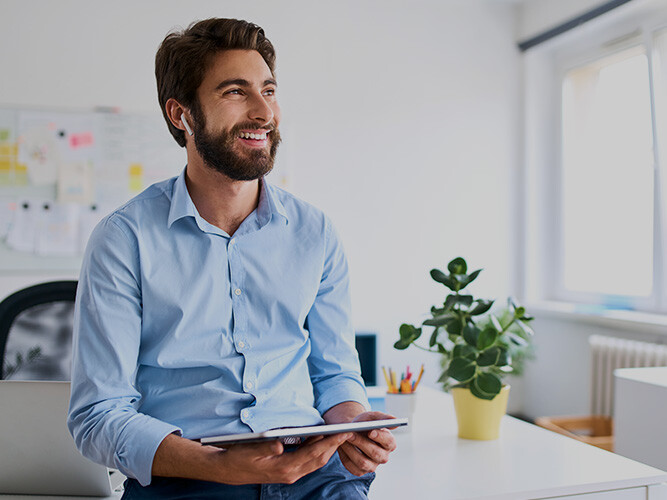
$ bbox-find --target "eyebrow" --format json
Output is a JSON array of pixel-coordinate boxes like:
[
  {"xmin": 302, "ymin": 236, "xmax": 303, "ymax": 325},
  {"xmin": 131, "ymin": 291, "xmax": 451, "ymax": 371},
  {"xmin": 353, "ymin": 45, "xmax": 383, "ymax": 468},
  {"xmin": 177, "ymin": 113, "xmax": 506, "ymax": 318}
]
[{"xmin": 215, "ymin": 78, "xmax": 277, "ymax": 92}]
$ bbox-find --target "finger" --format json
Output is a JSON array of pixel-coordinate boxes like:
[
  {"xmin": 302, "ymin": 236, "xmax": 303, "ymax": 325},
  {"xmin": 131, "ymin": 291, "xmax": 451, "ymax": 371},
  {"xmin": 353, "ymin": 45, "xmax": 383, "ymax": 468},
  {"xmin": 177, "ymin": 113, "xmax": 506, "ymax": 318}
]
[
  {"xmin": 338, "ymin": 445, "xmax": 368, "ymax": 477},
  {"xmin": 338, "ymin": 441, "xmax": 378, "ymax": 475},
  {"xmin": 349, "ymin": 435, "xmax": 391, "ymax": 465},
  {"xmin": 284, "ymin": 433, "xmax": 351, "ymax": 475},
  {"xmin": 252, "ymin": 439, "xmax": 284, "ymax": 456},
  {"xmin": 302, "ymin": 434, "xmax": 326, "ymax": 445},
  {"xmin": 353, "ymin": 411, "xmax": 395, "ymax": 422},
  {"xmin": 352, "ymin": 411, "xmax": 401, "ymax": 430},
  {"xmin": 366, "ymin": 428, "xmax": 397, "ymax": 451}
]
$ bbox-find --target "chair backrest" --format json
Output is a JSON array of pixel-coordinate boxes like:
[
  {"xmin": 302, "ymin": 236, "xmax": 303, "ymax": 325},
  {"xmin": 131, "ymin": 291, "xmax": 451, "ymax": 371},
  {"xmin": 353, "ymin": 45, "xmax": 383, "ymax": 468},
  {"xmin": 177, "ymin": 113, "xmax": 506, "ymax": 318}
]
[{"xmin": 0, "ymin": 281, "xmax": 77, "ymax": 380}]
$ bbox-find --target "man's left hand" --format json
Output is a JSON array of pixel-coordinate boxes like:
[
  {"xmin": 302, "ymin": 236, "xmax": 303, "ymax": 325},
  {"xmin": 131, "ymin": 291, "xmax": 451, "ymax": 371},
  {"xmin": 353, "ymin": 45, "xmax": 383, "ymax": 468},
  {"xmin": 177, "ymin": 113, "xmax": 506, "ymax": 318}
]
[{"xmin": 337, "ymin": 411, "xmax": 397, "ymax": 476}]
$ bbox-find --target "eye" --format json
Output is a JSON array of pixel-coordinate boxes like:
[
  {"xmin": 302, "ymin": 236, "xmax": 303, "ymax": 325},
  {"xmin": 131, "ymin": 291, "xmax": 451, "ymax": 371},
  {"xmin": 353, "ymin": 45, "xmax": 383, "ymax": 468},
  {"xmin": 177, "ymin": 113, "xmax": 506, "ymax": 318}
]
[
  {"xmin": 224, "ymin": 88, "xmax": 243, "ymax": 96},
  {"xmin": 263, "ymin": 87, "xmax": 277, "ymax": 97}
]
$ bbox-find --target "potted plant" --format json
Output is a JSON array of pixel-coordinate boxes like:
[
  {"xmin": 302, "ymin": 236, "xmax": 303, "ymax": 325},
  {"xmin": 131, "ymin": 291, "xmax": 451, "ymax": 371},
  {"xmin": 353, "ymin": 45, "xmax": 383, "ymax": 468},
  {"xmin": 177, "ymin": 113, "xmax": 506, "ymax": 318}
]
[{"xmin": 394, "ymin": 257, "xmax": 534, "ymax": 440}]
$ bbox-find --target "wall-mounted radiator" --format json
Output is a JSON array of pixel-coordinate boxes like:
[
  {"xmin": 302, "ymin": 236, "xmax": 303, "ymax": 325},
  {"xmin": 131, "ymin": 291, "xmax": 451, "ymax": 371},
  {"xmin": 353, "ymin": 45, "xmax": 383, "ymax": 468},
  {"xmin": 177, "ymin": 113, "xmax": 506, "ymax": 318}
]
[{"xmin": 590, "ymin": 335, "xmax": 667, "ymax": 416}]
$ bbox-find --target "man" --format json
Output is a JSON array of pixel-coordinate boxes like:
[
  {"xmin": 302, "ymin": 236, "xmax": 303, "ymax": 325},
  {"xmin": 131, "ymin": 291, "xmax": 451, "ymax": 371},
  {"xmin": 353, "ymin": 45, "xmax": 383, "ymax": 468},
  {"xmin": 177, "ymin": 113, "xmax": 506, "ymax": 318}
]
[{"xmin": 68, "ymin": 17, "xmax": 396, "ymax": 499}]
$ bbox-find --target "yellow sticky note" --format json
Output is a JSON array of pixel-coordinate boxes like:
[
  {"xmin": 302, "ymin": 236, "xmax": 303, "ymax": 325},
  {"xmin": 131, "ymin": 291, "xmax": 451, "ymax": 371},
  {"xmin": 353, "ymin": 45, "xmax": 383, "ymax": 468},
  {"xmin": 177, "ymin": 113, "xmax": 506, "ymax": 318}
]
[
  {"xmin": 129, "ymin": 163, "xmax": 143, "ymax": 176},
  {"xmin": 0, "ymin": 143, "xmax": 16, "ymax": 156},
  {"xmin": 129, "ymin": 163, "xmax": 144, "ymax": 192}
]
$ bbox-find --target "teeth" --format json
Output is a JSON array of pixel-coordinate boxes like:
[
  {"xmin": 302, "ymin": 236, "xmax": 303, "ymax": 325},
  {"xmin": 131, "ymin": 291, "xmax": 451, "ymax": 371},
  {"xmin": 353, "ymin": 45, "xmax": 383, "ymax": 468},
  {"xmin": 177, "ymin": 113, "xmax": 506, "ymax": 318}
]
[{"xmin": 239, "ymin": 132, "xmax": 267, "ymax": 140}]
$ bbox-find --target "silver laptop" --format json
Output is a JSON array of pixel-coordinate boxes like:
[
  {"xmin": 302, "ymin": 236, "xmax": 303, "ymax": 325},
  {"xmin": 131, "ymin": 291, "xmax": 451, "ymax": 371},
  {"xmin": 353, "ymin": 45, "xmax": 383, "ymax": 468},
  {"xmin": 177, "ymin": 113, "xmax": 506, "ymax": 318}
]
[{"xmin": 0, "ymin": 380, "xmax": 123, "ymax": 497}]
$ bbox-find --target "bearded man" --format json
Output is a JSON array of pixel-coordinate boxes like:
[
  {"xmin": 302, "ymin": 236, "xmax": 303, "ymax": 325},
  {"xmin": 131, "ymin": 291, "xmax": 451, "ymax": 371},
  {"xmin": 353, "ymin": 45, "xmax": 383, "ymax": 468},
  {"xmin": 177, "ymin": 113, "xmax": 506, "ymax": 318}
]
[{"xmin": 67, "ymin": 17, "xmax": 396, "ymax": 500}]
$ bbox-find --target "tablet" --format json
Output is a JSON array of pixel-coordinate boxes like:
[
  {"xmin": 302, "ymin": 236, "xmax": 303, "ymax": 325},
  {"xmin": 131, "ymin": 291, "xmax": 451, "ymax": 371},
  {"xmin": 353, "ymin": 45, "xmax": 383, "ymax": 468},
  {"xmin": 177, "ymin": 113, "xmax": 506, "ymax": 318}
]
[{"xmin": 200, "ymin": 418, "xmax": 409, "ymax": 447}]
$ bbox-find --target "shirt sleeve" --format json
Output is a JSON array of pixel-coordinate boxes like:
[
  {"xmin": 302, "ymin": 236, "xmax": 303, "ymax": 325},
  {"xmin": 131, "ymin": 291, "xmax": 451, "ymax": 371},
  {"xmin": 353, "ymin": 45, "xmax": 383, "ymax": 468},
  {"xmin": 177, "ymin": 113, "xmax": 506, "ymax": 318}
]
[
  {"xmin": 306, "ymin": 217, "xmax": 370, "ymax": 416},
  {"xmin": 67, "ymin": 217, "xmax": 181, "ymax": 487}
]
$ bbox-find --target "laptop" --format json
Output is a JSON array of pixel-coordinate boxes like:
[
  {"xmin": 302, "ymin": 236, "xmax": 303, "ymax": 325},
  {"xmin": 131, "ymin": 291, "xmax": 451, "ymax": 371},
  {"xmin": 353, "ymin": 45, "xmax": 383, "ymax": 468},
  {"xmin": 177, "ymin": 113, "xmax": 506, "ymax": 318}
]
[{"xmin": 0, "ymin": 380, "xmax": 123, "ymax": 497}]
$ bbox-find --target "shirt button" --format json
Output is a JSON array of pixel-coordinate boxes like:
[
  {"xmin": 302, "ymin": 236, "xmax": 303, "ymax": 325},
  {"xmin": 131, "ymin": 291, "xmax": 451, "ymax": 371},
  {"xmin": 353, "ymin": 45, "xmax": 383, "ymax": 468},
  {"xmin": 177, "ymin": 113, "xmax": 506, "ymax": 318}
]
[
  {"xmin": 237, "ymin": 340, "xmax": 245, "ymax": 349},
  {"xmin": 241, "ymin": 409, "xmax": 249, "ymax": 419},
  {"xmin": 234, "ymin": 288, "xmax": 242, "ymax": 296},
  {"xmin": 230, "ymin": 238, "xmax": 236, "ymax": 246},
  {"xmin": 245, "ymin": 381, "xmax": 253, "ymax": 390}
]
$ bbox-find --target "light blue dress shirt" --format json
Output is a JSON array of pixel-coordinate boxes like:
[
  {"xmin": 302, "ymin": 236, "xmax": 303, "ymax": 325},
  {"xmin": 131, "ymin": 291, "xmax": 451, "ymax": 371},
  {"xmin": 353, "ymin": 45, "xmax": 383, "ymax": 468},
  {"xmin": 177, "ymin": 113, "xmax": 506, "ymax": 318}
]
[{"xmin": 67, "ymin": 169, "xmax": 369, "ymax": 486}]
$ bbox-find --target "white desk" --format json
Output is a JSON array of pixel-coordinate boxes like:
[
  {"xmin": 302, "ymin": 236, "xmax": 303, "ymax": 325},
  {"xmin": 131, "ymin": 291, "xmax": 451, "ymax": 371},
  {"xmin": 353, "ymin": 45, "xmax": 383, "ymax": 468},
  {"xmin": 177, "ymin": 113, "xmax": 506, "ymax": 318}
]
[
  {"xmin": 2, "ymin": 388, "xmax": 665, "ymax": 500},
  {"xmin": 370, "ymin": 387, "xmax": 667, "ymax": 500},
  {"xmin": 615, "ymin": 367, "xmax": 667, "ymax": 473}
]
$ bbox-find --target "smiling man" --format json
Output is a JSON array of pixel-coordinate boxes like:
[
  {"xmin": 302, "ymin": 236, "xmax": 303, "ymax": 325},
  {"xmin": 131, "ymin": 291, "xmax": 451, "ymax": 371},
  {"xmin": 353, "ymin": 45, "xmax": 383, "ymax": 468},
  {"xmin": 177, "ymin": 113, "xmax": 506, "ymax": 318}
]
[{"xmin": 67, "ymin": 18, "xmax": 395, "ymax": 500}]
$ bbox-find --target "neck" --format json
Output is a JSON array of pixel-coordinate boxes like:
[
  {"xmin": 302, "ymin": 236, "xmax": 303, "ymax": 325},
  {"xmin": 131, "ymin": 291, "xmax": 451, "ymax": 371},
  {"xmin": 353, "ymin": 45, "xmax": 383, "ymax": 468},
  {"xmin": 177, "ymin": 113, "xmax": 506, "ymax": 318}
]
[{"xmin": 184, "ymin": 157, "xmax": 260, "ymax": 236}]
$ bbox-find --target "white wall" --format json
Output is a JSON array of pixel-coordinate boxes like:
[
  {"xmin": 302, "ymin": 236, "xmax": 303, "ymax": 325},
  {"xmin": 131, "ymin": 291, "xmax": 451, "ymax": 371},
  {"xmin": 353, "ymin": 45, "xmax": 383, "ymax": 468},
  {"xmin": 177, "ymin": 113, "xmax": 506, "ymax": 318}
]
[{"xmin": 0, "ymin": 0, "xmax": 521, "ymax": 392}]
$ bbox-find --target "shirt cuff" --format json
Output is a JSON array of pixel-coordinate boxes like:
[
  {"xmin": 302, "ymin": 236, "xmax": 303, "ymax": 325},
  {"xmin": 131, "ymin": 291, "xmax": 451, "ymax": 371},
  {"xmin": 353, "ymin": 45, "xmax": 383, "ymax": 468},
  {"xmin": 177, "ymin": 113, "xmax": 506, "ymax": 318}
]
[
  {"xmin": 315, "ymin": 377, "xmax": 370, "ymax": 416},
  {"xmin": 114, "ymin": 415, "xmax": 182, "ymax": 487}
]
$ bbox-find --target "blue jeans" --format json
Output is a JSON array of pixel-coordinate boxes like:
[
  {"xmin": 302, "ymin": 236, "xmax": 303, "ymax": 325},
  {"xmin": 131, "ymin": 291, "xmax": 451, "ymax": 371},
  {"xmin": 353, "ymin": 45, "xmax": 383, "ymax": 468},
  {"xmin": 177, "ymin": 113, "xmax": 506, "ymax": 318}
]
[{"xmin": 121, "ymin": 451, "xmax": 375, "ymax": 499}]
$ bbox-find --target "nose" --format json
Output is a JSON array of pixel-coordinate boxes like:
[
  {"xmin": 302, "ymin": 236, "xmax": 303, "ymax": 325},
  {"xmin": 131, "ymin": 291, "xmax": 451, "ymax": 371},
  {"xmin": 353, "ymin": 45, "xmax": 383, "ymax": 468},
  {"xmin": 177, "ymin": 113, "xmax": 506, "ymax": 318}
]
[{"xmin": 247, "ymin": 91, "xmax": 275, "ymax": 125}]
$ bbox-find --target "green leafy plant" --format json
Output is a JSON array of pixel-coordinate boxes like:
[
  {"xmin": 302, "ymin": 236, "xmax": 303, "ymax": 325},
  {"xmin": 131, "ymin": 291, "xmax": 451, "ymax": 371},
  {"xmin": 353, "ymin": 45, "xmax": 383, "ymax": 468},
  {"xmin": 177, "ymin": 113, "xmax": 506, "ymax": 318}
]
[
  {"xmin": 3, "ymin": 346, "xmax": 42, "ymax": 379},
  {"xmin": 395, "ymin": 257, "xmax": 534, "ymax": 400}
]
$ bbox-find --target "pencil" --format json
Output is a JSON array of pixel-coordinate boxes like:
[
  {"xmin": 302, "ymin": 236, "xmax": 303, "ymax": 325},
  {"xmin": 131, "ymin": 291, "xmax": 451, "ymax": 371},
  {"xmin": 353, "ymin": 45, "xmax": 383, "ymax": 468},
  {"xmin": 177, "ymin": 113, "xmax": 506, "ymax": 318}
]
[
  {"xmin": 382, "ymin": 366, "xmax": 392, "ymax": 390},
  {"xmin": 412, "ymin": 364, "xmax": 425, "ymax": 391}
]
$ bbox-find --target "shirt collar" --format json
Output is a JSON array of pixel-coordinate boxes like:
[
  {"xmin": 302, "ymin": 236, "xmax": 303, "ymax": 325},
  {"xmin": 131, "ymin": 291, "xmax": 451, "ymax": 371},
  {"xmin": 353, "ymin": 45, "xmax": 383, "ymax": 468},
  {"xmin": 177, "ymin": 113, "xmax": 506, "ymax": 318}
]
[
  {"xmin": 167, "ymin": 168, "xmax": 197, "ymax": 229},
  {"xmin": 167, "ymin": 168, "xmax": 289, "ymax": 230},
  {"xmin": 260, "ymin": 179, "xmax": 289, "ymax": 226}
]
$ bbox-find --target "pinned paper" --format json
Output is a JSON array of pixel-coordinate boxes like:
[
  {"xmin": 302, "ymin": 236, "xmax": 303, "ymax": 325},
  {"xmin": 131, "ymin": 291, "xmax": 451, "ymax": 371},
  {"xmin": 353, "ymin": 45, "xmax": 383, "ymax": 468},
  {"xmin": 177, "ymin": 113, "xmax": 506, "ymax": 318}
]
[
  {"xmin": 18, "ymin": 126, "xmax": 59, "ymax": 185},
  {"xmin": 6, "ymin": 201, "xmax": 37, "ymax": 253},
  {"xmin": 79, "ymin": 205, "xmax": 103, "ymax": 252},
  {"xmin": 0, "ymin": 201, "xmax": 17, "ymax": 239},
  {"xmin": 34, "ymin": 203, "xmax": 79, "ymax": 256},
  {"xmin": 69, "ymin": 131, "xmax": 94, "ymax": 149},
  {"xmin": 0, "ymin": 128, "xmax": 9, "ymax": 141},
  {"xmin": 57, "ymin": 161, "xmax": 93, "ymax": 204}
]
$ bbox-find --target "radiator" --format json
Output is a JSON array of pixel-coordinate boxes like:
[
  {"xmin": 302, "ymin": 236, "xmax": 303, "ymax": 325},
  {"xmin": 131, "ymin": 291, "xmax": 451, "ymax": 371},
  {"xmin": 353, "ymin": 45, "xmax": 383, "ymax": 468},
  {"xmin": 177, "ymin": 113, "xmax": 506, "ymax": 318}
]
[{"xmin": 590, "ymin": 335, "xmax": 667, "ymax": 416}]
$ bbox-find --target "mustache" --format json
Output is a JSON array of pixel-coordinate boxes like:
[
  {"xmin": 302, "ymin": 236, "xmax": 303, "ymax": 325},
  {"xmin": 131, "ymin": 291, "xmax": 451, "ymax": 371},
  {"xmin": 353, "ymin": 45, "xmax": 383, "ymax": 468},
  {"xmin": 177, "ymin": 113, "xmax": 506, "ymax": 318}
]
[{"xmin": 230, "ymin": 121, "xmax": 278, "ymax": 135}]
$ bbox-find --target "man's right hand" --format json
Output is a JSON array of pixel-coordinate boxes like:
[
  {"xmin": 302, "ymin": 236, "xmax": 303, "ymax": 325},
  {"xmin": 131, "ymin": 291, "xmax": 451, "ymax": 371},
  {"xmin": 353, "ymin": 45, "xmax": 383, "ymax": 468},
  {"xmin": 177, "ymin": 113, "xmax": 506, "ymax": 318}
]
[
  {"xmin": 213, "ymin": 432, "xmax": 351, "ymax": 484},
  {"xmin": 152, "ymin": 431, "xmax": 351, "ymax": 485}
]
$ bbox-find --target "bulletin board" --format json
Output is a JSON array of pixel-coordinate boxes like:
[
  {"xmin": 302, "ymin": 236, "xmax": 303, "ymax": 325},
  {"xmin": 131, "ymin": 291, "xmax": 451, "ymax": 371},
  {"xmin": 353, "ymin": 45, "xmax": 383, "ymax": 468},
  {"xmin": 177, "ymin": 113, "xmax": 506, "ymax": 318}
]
[{"xmin": 0, "ymin": 106, "xmax": 185, "ymax": 272}]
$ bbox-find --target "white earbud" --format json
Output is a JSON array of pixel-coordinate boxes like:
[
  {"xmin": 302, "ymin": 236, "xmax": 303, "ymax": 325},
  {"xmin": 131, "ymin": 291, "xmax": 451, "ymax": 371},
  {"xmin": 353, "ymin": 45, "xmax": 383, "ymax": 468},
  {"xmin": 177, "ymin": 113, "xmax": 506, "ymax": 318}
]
[{"xmin": 182, "ymin": 117, "xmax": 194, "ymax": 136}]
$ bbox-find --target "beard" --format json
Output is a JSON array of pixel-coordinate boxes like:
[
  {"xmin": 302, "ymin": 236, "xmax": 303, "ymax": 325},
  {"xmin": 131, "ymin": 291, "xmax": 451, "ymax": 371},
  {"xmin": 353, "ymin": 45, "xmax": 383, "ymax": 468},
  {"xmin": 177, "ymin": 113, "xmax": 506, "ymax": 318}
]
[{"xmin": 191, "ymin": 110, "xmax": 281, "ymax": 182}]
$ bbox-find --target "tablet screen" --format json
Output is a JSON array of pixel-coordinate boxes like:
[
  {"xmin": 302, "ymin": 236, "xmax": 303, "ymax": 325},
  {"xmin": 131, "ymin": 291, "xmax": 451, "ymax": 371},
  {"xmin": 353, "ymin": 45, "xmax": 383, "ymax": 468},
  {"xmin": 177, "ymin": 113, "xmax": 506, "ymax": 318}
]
[{"xmin": 200, "ymin": 418, "xmax": 408, "ymax": 447}]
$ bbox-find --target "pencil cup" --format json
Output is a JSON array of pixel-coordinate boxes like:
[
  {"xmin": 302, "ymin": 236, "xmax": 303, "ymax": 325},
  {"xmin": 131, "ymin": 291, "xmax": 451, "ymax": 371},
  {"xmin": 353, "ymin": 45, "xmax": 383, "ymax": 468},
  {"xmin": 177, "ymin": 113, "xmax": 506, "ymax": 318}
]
[{"xmin": 384, "ymin": 392, "xmax": 416, "ymax": 433}]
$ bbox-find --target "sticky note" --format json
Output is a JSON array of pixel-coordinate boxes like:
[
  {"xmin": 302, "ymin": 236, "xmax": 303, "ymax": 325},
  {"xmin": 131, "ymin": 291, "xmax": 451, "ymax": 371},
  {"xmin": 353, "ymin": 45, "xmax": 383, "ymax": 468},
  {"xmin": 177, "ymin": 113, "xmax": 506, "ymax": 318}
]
[
  {"xmin": 0, "ymin": 129, "xmax": 10, "ymax": 141},
  {"xmin": 129, "ymin": 163, "xmax": 143, "ymax": 176},
  {"xmin": 69, "ymin": 131, "xmax": 94, "ymax": 149},
  {"xmin": 0, "ymin": 143, "xmax": 17, "ymax": 156},
  {"xmin": 129, "ymin": 163, "xmax": 143, "ymax": 192}
]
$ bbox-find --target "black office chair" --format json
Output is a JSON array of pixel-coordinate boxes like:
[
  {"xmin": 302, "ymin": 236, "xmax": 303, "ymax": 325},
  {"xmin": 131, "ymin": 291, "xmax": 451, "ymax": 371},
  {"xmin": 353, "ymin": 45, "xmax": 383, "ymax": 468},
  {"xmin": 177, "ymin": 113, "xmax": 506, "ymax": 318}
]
[{"xmin": 0, "ymin": 281, "xmax": 77, "ymax": 380}]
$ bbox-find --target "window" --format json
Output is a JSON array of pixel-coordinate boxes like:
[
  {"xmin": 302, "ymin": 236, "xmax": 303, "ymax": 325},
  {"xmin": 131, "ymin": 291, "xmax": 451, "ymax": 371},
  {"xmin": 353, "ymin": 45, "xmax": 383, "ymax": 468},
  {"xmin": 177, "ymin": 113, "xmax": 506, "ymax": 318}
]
[{"xmin": 523, "ymin": 10, "xmax": 667, "ymax": 313}]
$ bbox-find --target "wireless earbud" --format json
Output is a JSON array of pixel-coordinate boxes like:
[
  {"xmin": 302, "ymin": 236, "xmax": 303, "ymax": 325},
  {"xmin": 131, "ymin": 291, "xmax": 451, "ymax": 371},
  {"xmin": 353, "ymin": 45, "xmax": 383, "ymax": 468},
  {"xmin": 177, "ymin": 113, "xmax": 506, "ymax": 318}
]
[{"xmin": 182, "ymin": 117, "xmax": 194, "ymax": 136}]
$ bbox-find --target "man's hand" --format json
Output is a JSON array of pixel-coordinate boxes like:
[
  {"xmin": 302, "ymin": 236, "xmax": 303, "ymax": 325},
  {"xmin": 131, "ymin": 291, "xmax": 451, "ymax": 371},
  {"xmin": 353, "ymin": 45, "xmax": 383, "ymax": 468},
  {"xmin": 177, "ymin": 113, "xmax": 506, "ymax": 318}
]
[
  {"xmin": 322, "ymin": 402, "xmax": 398, "ymax": 476},
  {"xmin": 152, "ymin": 431, "xmax": 351, "ymax": 485},
  {"xmin": 338, "ymin": 411, "xmax": 397, "ymax": 476},
  {"xmin": 214, "ymin": 433, "xmax": 352, "ymax": 484}
]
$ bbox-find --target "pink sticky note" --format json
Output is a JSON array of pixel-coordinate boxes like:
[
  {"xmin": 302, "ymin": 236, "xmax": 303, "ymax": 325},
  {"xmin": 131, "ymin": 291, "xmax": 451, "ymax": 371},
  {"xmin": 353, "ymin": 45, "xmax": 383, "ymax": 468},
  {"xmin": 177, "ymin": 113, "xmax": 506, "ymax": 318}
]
[{"xmin": 69, "ymin": 131, "xmax": 94, "ymax": 149}]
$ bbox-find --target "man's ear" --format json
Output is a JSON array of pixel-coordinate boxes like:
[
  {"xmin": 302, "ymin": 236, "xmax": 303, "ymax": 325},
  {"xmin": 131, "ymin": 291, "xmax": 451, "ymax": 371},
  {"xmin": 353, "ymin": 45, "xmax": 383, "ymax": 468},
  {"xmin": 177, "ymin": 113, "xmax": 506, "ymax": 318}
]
[{"xmin": 165, "ymin": 98, "xmax": 193, "ymax": 136}]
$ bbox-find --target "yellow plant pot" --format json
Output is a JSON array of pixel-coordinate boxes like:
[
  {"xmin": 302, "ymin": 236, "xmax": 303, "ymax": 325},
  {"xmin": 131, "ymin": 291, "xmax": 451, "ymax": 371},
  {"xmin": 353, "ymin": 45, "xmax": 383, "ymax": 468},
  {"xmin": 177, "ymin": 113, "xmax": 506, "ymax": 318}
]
[{"xmin": 451, "ymin": 385, "xmax": 510, "ymax": 440}]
